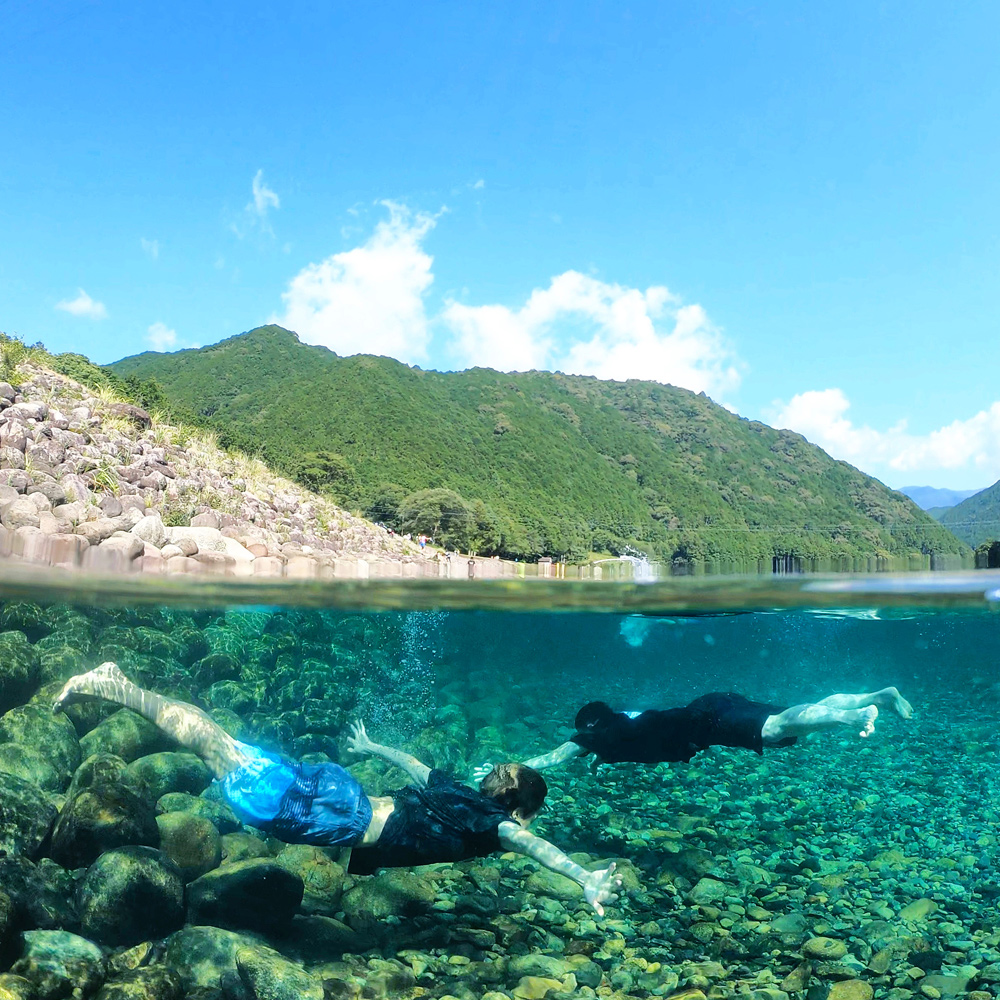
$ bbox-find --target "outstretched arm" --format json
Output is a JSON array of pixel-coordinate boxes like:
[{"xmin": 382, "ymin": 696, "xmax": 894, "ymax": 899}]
[
  {"xmin": 472, "ymin": 741, "xmax": 587, "ymax": 783},
  {"xmin": 347, "ymin": 721, "xmax": 432, "ymax": 787},
  {"xmin": 523, "ymin": 741, "xmax": 587, "ymax": 771},
  {"xmin": 498, "ymin": 820, "xmax": 622, "ymax": 917}
]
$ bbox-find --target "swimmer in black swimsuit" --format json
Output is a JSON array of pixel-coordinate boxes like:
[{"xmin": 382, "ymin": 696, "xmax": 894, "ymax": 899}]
[
  {"xmin": 476, "ymin": 687, "xmax": 912, "ymax": 775},
  {"xmin": 54, "ymin": 663, "xmax": 622, "ymax": 915}
]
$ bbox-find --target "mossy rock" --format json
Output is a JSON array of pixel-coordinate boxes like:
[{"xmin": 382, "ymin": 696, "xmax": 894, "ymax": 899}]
[
  {"xmin": 187, "ymin": 859, "xmax": 304, "ymax": 934},
  {"xmin": 77, "ymin": 846, "xmax": 185, "ymax": 947},
  {"xmin": 50, "ymin": 753, "xmax": 158, "ymax": 869},
  {"xmin": 156, "ymin": 792, "xmax": 240, "ymax": 834},
  {"xmin": 10, "ymin": 930, "xmax": 105, "ymax": 999},
  {"xmin": 0, "ymin": 704, "xmax": 81, "ymax": 785},
  {"xmin": 0, "ymin": 604, "xmax": 51, "ymax": 643},
  {"xmin": 220, "ymin": 832, "xmax": 273, "ymax": 865},
  {"xmin": 340, "ymin": 869, "xmax": 436, "ymax": 921},
  {"xmin": 80, "ymin": 709, "xmax": 173, "ymax": 764},
  {"xmin": 125, "ymin": 752, "xmax": 211, "ymax": 801},
  {"xmin": 34, "ymin": 643, "xmax": 91, "ymax": 686},
  {"xmin": 0, "ymin": 973, "xmax": 36, "ymax": 1000},
  {"xmin": 156, "ymin": 812, "xmax": 222, "ymax": 882},
  {"xmin": 0, "ymin": 856, "xmax": 78, "ymax": 932},
  {"xmin": 91, "ymin": 966, "xmax": 183, "ymax": 1000},
  {"xmin": 274, "ymin": 845, "xmax": 346, "ymax": 916},
  {"xmin": 235, "ymin": 946, "xmax": 324, "ymax": 1000},
  {"xmin": 163, "ymin": 925, "xmax": 265, "ymax": 993},
  {"xmin": 0, "ymin": 744, "xmax": 61, "ymax": 792},
  {"xmin": 192, "ymin": 653, "xmax": 241, "ymax": 687},
  {"xmin": 205, "ymin": 681, "xmax": 255, "ymax": 716},
  {"xmin": 0, "ymin": 772, "xmax": 57, "ymax": 858},
  {"xmin": 0, "ymin": 632, "xmax": 40, "ymax": 715}
]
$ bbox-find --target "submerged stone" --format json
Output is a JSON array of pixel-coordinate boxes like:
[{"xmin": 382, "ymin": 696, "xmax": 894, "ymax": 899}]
[
  {"xmin": 186, "ymin": 859, "xmax": 304, "ymax": 933},
  {"xmin": 77, "ymin": 846, "xmax": 185, "ymax": 946},
  {"xmin": 235, "ymin": 947, "xmax": 324, "ymax": 1000},
  {"xmin": 0, "ymin": 772, "xmax": 57, "ymax": 858},
  {"xmin": 155, "ymin": 811, "xmax": 222, "ymax": 882},
  {"xmin": 0, "ymin": 632, "xmax": 40, "ymax": 714},
  {"xmin": 124, "ymin": 751, "xmax": 211, "ymax": 801},
  {"xmin": 11, "ymin": 929, "xmax": 105, "ymax": 999}
]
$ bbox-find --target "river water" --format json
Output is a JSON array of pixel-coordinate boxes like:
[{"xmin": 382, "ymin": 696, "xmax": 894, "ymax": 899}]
[{"xmin": 0, "ymin": 565, "xmax": 998, "ymax": 1000}]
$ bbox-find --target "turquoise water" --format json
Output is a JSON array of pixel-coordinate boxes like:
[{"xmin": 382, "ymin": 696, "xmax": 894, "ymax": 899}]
[{"xmin": 1, "ymin": 567, "xmax": 999, "ymax": 998}]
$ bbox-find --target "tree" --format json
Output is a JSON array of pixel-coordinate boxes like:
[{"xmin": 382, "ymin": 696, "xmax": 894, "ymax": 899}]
[{"xmin": 294, "ymin": 451, "xmax": 355, "ymax": 499}]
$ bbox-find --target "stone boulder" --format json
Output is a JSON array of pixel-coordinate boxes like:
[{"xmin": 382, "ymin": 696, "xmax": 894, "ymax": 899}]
[
  {"xmin": 50, "ymin": 753, "xmax": 159, "ymax": 869},
  {"xmin": 77, "ymin": 846, "xmax": 185, "ymax": 946},
  {"xmin": 0, "ymin": 632, "xmax": 40, "ymax": 713},
  {"xmin": 186, "ymin": 858, "xmax": 304, "ymax": 934},
  {"xmin": 163, "ymin": 925, "xmax": 265, "ymax": 993},
  {"xmin": 274, "ymin": 844, "xmax": 346, "ymax": 916},
  {"xmin": 131, "ymin": 515, "xmax": 167, "ymax": 548},
  {"xmin": 0, "ymin": 704, "xmax": 81, "ymax": 786},
  {"xmin": 340, "ymin": 869, "xmax": 436, "ymax": 921},
  {"xmin": 155, "ymin": 811, "xmax": 221, "ymax": 882},
  {"xmin": 0, "ymin": 743, "xmax": 61, "ymax": 791},
  {"xmin": 91, "ymin": 966, "xmax": 183, "ymax": 1000},
  {"xmin": 235, "ymin": 947, "xmax": 324, "ymax": 1000},
  {"xmin": 10, "ymin": 930, "xmax": 105, "ymax": 999},
  {"xmin": 0, "ymin": 855, "xmax": 78, "ymax": 932},
  {"xmin": 156, "ymin": 791, "xmax": 240, "ymax": 834},
  {"xmin": 0, "ymin": 772, "xmax": 57, "ymax": 857},
  {"xmin": 79, "ymin": 709, "xmax": 173, "ymax": 763},
  {"xmin": 124, "ymin": 751, "xmax": 211, "ymax": 801}
]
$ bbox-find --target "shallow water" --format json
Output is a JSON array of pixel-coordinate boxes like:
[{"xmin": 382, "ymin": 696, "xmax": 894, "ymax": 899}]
[{"xmin": 1, "ymin": 568, "xmax": 999, "ymax": 999}]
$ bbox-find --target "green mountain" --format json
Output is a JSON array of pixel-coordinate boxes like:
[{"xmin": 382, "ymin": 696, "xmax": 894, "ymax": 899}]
[
  {"xmin": 938, "ymin": 479, "xmax": 1000, "ymax": 547},
  {"xmin": 109, "ymin": 325, "xmax": 968, "ymax": 569}
]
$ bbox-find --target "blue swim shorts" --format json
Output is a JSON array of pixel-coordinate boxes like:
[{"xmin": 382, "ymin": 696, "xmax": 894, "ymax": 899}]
[{"xmin": 219, "ymin": 740, "xmax": 373, "ymax": 847}]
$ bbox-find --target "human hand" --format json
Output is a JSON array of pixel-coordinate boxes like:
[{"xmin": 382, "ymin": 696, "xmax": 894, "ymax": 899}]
[
  {"xmin": 347, "ymin": 720, "xmax": 377, "ymax": 757},
  {"xmin": 582, "ymin": 862, "xmax": 622, "ymax": 917},
  {"xmin": 472, "ymin": 762, "xmax": 494, "ymax": 783}
]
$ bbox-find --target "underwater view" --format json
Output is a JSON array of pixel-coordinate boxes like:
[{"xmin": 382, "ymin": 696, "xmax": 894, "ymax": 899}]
[{"xmin": 0, "ymin": 572, "xmax": 998, "ymax": 1000}]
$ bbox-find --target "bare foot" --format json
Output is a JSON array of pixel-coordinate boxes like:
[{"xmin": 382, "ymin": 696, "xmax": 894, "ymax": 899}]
[
  {"xmin": 53, "ymin": 661, "xmax": 129, "ymax": 713},
  {"xmin": 883, "ymin": 686, "xmax": 913, "ymax": 720},
  {"xmin": 852, "ymin": 705, "xmax": 878, "ymax": 738}
]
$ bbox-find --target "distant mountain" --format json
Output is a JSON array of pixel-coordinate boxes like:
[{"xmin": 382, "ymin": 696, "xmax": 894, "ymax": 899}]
[
  {"xmin": 109, "ymin": 325, "xmax": 968, "ymax": 568},
  {"xmin": 938, "ymin": 480, "xmax": 1000, "ymax": 547},
  {"xmin": 898, "ymin": 485, "xmax": 985, "ymax": 511}
]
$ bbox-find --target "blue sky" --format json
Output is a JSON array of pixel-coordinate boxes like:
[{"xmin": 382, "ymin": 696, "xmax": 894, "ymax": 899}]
[{"xmin": 2, "ymin": 1, "xmax": 998, "ymax": 489}]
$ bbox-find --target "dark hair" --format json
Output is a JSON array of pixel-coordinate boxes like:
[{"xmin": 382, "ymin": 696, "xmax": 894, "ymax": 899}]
[
  {"xmin": 575, "ymin": 700, "xmax": 615, "ymax": 731},
  {"xmin": 479, "ymin": 763, "xmax": 547, "ymax": 819}
]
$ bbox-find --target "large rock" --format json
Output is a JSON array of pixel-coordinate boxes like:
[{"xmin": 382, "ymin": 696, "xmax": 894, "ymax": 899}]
[
  {"xmin": 340, "ymin": 869, "xmax": 436, "ymax": 921},
  {"xmin": 0, "ymin": 856, "xmax": 78, "ymax": 931},
  {"xmin": 156, "ymin": 791, "xmax": 240, "ymax": 834},
  {"xmin": 0, "ymin": 632, "xmax": 40, "ymax": 713},
  {"xmin": 187, "ymin": 859, "xmax": 304, "ymax": 933},
  {"xmin": 164, "ymin": 526, "xmax": 254, "ymax": 563},
  {"xmin": 0, "ymin": 704, "xmax": 81, "ymax": 786},
  {"xmin": 124, "ymin": 751, "xmax": 211, "ymax": 801},
  {"xmin": 77, "ymin": 846, "xmax": 185, "ymax": 946},
  {"xmin": 50, "ymin": 753, "xmax": 159, "ymax": 869},
  {"xmin": 3, "ymin": 402, "xmax": 47, "ymax": 422},
  {"xmin": 0, "ymin": 743, "xmax": 61, "ymax": 791},
  {"xmin": 278, "ymin": 914, "xmax": 364, "ymax": 963},
  {"xmin": 235, "ymin": 947, "xmax": 324, "ymax": 1000},
  {"xmin": 0, "ymin": 772, "xmax": 57, "ymax": 857},
  {"xmin": 10, "ymin": 929, "xmax": 105, "ymax": 999},
  {"xmin": 274, "ymin": 844, "xmax": 346, "ymax": 916},
  {"xmin": 163, "ymin": 925, "xmax": 265, "ymax": 992},
  {"xmin": 155, "ymin": 811, "xmax": 221, "ymax": 882},
  {"xmin": 91, "ymin": 966, "xmax": 183, "ymax": 1000},
  {"xmin": 80, "ymin": 709, "xmax": 173, "ymax": 763},
  {"xmin": 131, "ymin": 515, "xmax": 167, "ymax": 549},
  {"xmin": 688, "ymin": 877, "xmax": 729, "ymax": 905}
]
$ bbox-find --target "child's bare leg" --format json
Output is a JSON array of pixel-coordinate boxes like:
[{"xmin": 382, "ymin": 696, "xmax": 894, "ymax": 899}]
[
  {"xmin": 816, "ymin": 686, "xmax": 912, "ymax": 719},
  {"xmin": 53, "ymin": 662, "xmax": 245, "ymax": 778},
  {"xmin": 762, "ymin": 702, "xmax": 879, "ymax": 742}
]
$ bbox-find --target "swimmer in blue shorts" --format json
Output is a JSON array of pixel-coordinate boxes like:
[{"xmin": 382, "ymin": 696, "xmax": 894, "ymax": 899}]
[{"xmin": 54, "ymin": 662, "xmax": 622, "ymax": 916}]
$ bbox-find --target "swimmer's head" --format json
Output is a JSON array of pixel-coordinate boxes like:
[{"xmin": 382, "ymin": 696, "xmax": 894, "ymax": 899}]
[
  {"xmin": 479, "ymin": 763, "xmax": 547, "ymax": 825},
  {"xmin": 575, "ymin": 700, "xmax": 615, "ymax": 731}
]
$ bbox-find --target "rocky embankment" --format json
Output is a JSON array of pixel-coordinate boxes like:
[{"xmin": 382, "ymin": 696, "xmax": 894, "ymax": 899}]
[{"xmin": 0, "ymin": 366, "xmax": 421, "ymax": 576}]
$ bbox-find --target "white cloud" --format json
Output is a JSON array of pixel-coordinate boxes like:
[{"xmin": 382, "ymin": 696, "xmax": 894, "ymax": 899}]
[
  {"xmin": 141, "ymin": 238, "xmax": 160, "ymax": 260},
  {"xmin": 273, "ymin": 201, "xmax": 438, "ymax": 363},
  {"xmin": 472, "ymin": 178, "xmax": 485, "ymax": 190},
  {"xmin": 770, "ymin": 388, "xmax": 1000, "ymax": 485},
  {"xmin": 146, "ymin": 322, "xmax": 178, "ymax": 352},
  {"xmin": 249, "ymin": 169, "xmax": 280, "ymax": 218},
  {"xmin": 55, "ymin": 289, "xmax": 107, "ymax": 320},
  {"xmin": 444, "ymin": 271, "xmax": 741, "ymax": 396}
]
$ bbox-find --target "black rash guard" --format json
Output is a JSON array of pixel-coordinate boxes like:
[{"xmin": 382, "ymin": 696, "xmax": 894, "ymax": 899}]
[
  {"xmin": 570, "ymin": 693, "xmax": 793, "ymax": 764},
  {"xmin": 347, "ymin": 769, "xmax": 513, "ymax": 875}
]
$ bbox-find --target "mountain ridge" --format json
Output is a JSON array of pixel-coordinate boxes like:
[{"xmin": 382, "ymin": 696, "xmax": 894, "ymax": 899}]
[{"xmin": 109, "ymin": 325, "xmax": 969, "ymax": 569}]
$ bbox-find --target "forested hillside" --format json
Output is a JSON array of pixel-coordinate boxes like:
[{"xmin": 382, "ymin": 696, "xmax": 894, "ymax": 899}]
[
  {"xmin": 938, "ymin": 480, "xmax": 1000, "ymax": 547},
  {"xmin": 110, "ymin": 326, "xmax": 967, "ymax": 567}
]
